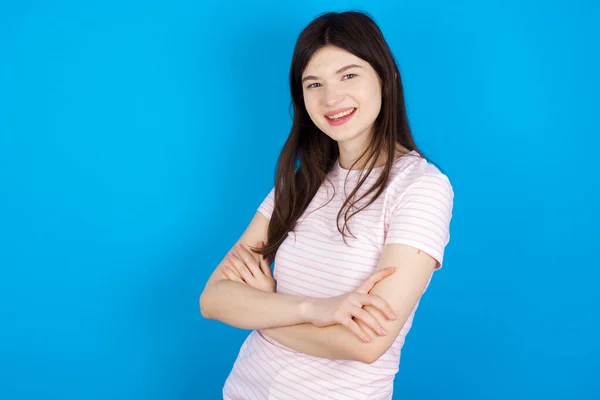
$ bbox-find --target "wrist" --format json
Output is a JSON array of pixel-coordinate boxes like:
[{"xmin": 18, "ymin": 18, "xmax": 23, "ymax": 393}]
[{"xmin": 298, "ymin": 297, "xmax": 317, "ymax": 324}]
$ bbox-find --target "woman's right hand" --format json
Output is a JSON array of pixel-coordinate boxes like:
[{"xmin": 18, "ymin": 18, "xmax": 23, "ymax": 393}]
[{"xmin": 307, "ymin": 267, "xmax": 398, "ymax": 343}]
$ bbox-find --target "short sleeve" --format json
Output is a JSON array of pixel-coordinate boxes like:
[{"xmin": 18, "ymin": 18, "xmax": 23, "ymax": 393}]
[
  {"xmin": 384, "ymin": 173, "xmax": 454, "ymax": 270},
  {"xmin": 257, "ymin": 187, "xmax": 275, "ymax": 220}
]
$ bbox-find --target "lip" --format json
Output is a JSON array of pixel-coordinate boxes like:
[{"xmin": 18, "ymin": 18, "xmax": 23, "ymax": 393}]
[
  {"xmin": 325, "ymin": 107, "xmax": 356, "ymax": 127},
  {"xmin": 325, "ymin": 107, "xmax": 356, "ymax": 117}
]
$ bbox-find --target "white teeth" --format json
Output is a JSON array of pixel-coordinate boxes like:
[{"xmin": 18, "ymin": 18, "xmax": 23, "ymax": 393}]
[{"xmin": 326, "ymin": 108, "xmax": 355, "ymax": 119}]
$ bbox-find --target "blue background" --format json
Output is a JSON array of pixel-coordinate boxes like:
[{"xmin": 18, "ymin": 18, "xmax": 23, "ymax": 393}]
[{"xmin": 1, "ymin": 1, "xmax": 598, "ymax": 399}]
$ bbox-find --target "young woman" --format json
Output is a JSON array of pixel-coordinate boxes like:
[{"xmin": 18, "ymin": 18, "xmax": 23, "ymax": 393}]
[{"xmin": 200, "ymin": 11, "xmax": 455, "ymax": 400}]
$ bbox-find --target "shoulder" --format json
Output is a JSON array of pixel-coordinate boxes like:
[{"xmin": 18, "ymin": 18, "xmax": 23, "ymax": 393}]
[
  {"xmin": 387, "ymin": 152, "xmax": 454, "ymax": 202},
  {"xmin": 383, "ymin": 154, "xmax": 455, "ymax": 269}
]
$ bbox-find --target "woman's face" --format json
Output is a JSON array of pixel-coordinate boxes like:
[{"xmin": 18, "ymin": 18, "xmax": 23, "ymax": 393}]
[{"xmin": 302, "ymin": 45, "xmax": 382, "ymax": 147}]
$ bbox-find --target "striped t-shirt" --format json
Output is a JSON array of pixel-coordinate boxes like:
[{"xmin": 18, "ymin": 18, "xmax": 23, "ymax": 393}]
[{"xmin": 223, "ymin": 150, "xmax": 454, "ymax": 400}]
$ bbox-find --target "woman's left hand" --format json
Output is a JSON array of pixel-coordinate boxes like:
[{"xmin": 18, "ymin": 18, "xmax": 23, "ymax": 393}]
[{"xmin": 222, "ymin": 241, "xmax": 275, "ymax": 293}]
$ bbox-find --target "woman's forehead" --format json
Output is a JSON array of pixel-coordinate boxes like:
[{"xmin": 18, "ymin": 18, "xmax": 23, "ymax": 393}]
[{"xmin": 304, "ymin": 46, "xmax": 364, "ymax": 75}]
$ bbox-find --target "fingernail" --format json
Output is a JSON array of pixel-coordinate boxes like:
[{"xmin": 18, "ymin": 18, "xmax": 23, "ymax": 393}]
[
  {"xmin": 389, "ymin": 313, "xmax": 397, "ymax": 320},
  {"xmin": 363, "ymin": 336, "xmax": 371, "ymax": 343},
  {"xmin": 379, "ymin": 329, "xmax": 386, "ymax": 336}
]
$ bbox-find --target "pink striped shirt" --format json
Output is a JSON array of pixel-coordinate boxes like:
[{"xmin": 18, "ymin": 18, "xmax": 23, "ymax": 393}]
[{"xmin": 223, "ymin": 150, "xmax": 454, "ymax": 400}]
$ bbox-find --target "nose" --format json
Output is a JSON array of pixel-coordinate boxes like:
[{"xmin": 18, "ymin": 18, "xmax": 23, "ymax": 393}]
[{"xmin": 323, "ymin": 84, "xmax": 344, "ymax": 107}]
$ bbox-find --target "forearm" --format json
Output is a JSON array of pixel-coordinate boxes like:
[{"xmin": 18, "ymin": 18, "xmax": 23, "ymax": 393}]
[
  {"xmin": 261, "ymin": 323, "xmax": 372, "ymax": 362},
  {"xmin": 200, "ymin": 279, "xmax": 313, "ymax": 330},
  {"xmin": 262, "ymin": 304, "xmax": 397, "ymax": 364}
]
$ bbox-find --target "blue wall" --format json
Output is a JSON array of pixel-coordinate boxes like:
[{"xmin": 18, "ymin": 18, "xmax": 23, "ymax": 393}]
[{"xmin": 1, "ymin": 1, "xmax": 598, "ymax": 399}]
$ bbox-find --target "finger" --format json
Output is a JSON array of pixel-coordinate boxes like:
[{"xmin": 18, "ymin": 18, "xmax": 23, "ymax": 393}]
[
  {"xmin": 233, "ymin": 244, "xmax": 262, "ymax": 277},
  {"xmin": 363, "ymin": 267, "xmax": 396, "ymax": 291},
  {"xmin": 361, "ymin": 294, "xmax": 397, "ymax": 320},
  {"xmin": 222, "ymin": 265, "xmax": 244, "ymax": 283},
  {"xmin": 343, "ymin": 317, "xmax": 372, "ymax": 343},
  {"xmin": 257, "ymin": 242, "xmax": 272, "ymax": 277},
  {"xmin": 221, "ymin": 260, "xmax": 242, "ymax": 279},
  {"xmin": 351, "ymin": 307, "xmax": 386, "ymax": 336},
  {"xmin": 356, "ymin": 267, "xmax": 396, "ymax": 294},
  {"xmin": 223, "ymin": 258, "xmax": 242, "ymax": 279},
  {"xmin": 254, "ymin": 240, "xmax": 265, "ymax": 254},
  {"xmin": 256, "ymin": 241, "xmax": 270, "ymax": 273},
  {"xmin": 252, "ymin": 246, "xmax": 272, "ymax": 279},
  {"xmin": 228, "ymin": 253, "xmax": 254, "ymax": 282},
  {"xmin": 259, "ymin": 257, "xmax": 272, "ymax": 277}
]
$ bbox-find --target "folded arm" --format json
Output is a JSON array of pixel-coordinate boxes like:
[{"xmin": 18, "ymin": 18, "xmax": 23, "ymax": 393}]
[
  {"xmin": 261, "ymin": 244, "xmax": 437, "ymax": 363},
  {"xmin": 200, "ymin": 278, "xmax": 315, "ymax": 330},
  {"xmin": 200, "ymin": 212, "xmax": 319, "ymax": 330},
  {"xmin": 201, "ymin": 213, "xmax": 439, "ymax": 363}
]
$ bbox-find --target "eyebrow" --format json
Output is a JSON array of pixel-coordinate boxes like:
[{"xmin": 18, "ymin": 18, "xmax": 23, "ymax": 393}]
[{"xmin": 301, "ymin": 64, "xmax": 363, "ymax": 83}]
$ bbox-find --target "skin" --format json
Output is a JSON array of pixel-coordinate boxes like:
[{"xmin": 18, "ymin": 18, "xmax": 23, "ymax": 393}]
[
  {"xmin": 301, "ymin": 45, "xmax": 408, "ymax": 168},
  {"xmin": 223, "ymin": 242, "xmax": 397, "ymax": 341}
]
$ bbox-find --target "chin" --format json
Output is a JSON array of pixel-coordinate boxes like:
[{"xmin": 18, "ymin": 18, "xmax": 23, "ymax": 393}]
[{"xmin": 321, "ymin": 126, "xmax": 367, "ymax": 143}]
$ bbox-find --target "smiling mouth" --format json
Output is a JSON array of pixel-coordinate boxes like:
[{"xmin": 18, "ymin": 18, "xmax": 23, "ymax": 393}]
[{"xmin": 325, "ymin": 108, "xmax": 356, "ymax": 120}]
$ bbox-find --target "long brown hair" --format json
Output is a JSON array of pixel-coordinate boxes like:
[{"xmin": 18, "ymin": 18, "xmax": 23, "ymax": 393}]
[{"xmin": 254, "ymin": 11, "xmax": 428, "ymax": 262}]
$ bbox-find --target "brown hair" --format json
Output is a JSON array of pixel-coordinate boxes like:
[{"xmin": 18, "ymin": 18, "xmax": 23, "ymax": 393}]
[{"xmin": 254, "ymin": 11, "xmax": 428, "ymax": 262}]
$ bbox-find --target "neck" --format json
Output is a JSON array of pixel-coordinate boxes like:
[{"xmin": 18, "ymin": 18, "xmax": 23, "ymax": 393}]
[{"xmin": 337, "ymin": 143, "xmax": 410, "ymax": 170}]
